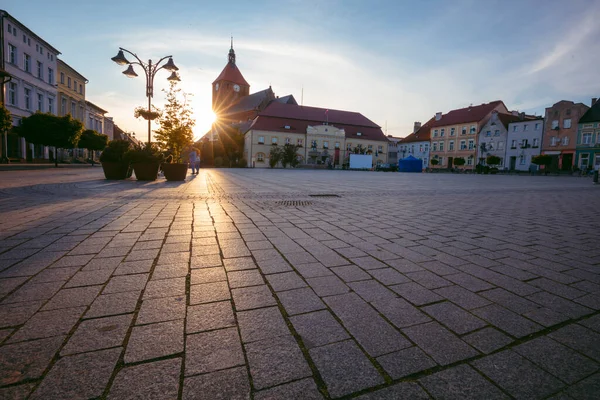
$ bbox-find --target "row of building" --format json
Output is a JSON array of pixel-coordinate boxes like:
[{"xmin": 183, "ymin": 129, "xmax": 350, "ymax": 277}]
[
  {"xmin": 0, "ymin": 10, "xmax": 137, "ymax": 162},
  {"xmin": 391, "ymin": 98, "xmax": 599, "ymax": 172}
]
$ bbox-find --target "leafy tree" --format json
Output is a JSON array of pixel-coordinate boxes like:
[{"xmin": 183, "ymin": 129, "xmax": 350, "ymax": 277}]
[
  {"xmin": 78, "ymin": 129, "xmax": 108, "ymax": 163},
  {"xmin": 269, "ymin": 146, "xmax": 282, "ymax": 168},
  {"xmin": 532, "ymin": 154, "xmax": 552, "ymax": 175},
  {"xmin": 154, "ymin": 81, "xmax": 195, "ymax": 163},
  {"xmin": 453, "ymin": 157, "xmax": 466, "ymax": 167},
  {"xmin": 15, "ymin": 112, "xmax": 83, "ymax": 167},
  {"xmin": 430, "ymin": 158, "xmax": 439, "ymax": 166},
  {"xmin": 0, "ymin": 105, "xmax": 11, "ymax": 162},
  {"xmin": 281, "ymin": 143, "xmax": 301, "ymax": 168},
  {"xmin": 486, "ymin": 155, "xmax": 502, "ymax": 167}
]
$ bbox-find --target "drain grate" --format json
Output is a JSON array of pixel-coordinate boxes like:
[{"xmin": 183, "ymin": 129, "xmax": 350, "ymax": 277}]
[
  {"xmin": 275, "ymin": 200, "xmax": 313, "ymax": 207},
  {"xmin": 309, "ymin": 194, "xmax": 340, "ymax": 198}
]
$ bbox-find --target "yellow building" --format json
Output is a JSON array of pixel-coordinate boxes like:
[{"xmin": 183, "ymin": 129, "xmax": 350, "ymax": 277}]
[
  {"xmin": 57, "ymin": 59, "xmax": 86, "ymax": 123},
  {"xmin": 429, "ymin": 101, "xmax": 508, "ymax": 169},
  {"xmin": 244, "ymin": 102, "xmax": 388, "ymax": 168}
]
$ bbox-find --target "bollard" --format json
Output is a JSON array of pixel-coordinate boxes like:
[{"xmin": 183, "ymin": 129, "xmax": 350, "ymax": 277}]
[{"xmin": 594, "ymin": 170, "xmax": 599, "ymax": 184}]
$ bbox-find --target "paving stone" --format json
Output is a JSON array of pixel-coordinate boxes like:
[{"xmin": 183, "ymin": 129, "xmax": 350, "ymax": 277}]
[
  {"xmin": 406, "ymin": 270, "xmax": 453, "ymax": 289},
  {"xmin": 265, "ymin": 271, "xmax": 306, "ymax": 291},
  {"xmin": 371, "ymin": 297, "xmax": 431, "ymax": 328},
  {"xmin": 65, "ymin": 268, "xmax": 114, "ymax": 288},
  {"xmin": 290, "ymin": 310, "xmax": 350, "ymax": 348},
  {"xmin": 82, "ymin": 256, "xmax": 123, "ymax": 271},
  {"xmin": 473, "ymin": 304, "xmax": 543, "ymax": 338},
  {"xmin": 104, "ymin": 273, "xmax": 149, "ymax": 294},
  {"xmin": 143, "ymin": 276, "xmax": 185, "ymax": 299},
  {"xmin": 231, "ymin": 284, "xmax": 276, "ymax": 310},
  {"xmin": 222, "ymin": 256, "xmax": 255, "ymax": 271},
  {"xmin": 191, "ymin": 266, "xmax": 227, "ymax": 284},
  {"xmin": 0, "ymin": 383, "xmax": 35, "ymax": 399},
  {"xmin": 529, "ymin": 291, "xmax": 593, "ymax": 319},
  {"xmin": 354, "ymin": 382, "xmax": 430, "ymax": 400},
  {"xmin": 108, "ymin": 358, "xmax": 181, "ymax": 400},
  {"xmin": 295, "ymin": 262, "xmax": 333, "ymax": 278},
  {"xmin": 186, "ymin": 327, "xmax": 245, "ymax": 375},
  {"xmin": 256, "ymin": 257, "xmax": 293, "ymax": 274},
  {"xmin": 565, "ymin": 372, "xmax": 600, "ymax": 400},
  {"xmin": 580, "ymin": 314, "xmax": 600, "ymax": 332},
  {"xmin": 463, "ymin": 327, "xmax": 513, "ymax": 354},
  {"xmin": 28, "ymin": 266, "xmax": 79, "ymax": 284},
  {"xmin": 420, "ymin": 364, "xmax": 509, "ymax": 400},
  {"xmin": 137, "ymin": 295, "xmax": 186, "ymax": 324},
  {"xmin": 187, "ymin": 301, "xmax": 235, "ymax": 333},
  {"xmin": 228, "ymin": 269, "xmax": 265, "ymax": 288},
  {"xmin": 309, "ymin": 339, "xmax": 384, "ymax": 398},
  {"xmin": 434, "ymin": 285, "xmax": 492, "ymax": 310},
  {"xmin": 30, "ymin": 347, "xmax": 121, "ymax": 400},
  {"xmin": 422, "ymin": 301, "xmax": 487, "ymax": 334},
  {"xmin": 549, "ymin": 324, "xmax": 600, "ymax": 362},
  {"xmin": 2, "ymin": 280, "xmax": 64, "ymax": 303},
  {"xmin": 480, "ymin": 287, "xmax": 541, "ymax": 314},
  {"xmin": 377, "ymin": 346, "xmax": 437, "ymax": 379},
  {"xmin": 254, "ymin": 377, "xmax": 323, "ymax": 400},
  {"xmin": 152, "ymin": 263, "xmax": 189, "ymax": 280},
  {"xmin": 575, "ymin": 293, "xmax": 600, "ymax": 310},
  {"xmin": 125, "ymin": 319, "xmax": 184, "ymax": 363},
  {"xmin": 306, "ymin": 275, "xmax": 349, "ymax": 297},
  {"xmin": 237, "ymin": 306, "xmax": 290, "ymax": 343},
  {"xmin": 0, "ymin": 336, "xmax": 64, "ymax": 385},
  {"xmin": 523, "ymin": 306, "xmax": 570, "ymax": 327},
  {"xmin": 473, "ymin": 350, "xmax": 565, "ymax": 399},
  {"xmin": 513, "ymin": 336, "xmax": 598, "ymax": 384},
  {"xmin": 190, "ymin": 281, "xmax": 230, "ymax": 305},
  {"xmin": 348, "ymin": 279, "xmax": 397, "ymax": 302},
  {"xmin": 367, "ymin": 267, "xmax": 410, "ymax": 285},
  {"xmin": 86, "ymin": 290, "xmax": 141, "ymax": 318},
  {"xmin": 444, "ymin": 271, "xmax": 495, "ymax": 291},
  {"xmin": 390, "ymin": 281, "xmax": 443, "ymax": 305},
  {"xmin": 0, "ymin": 300, "xmax": 44, "ymax": 328},
  {"xmin": 330, "ymin": 265, "xmax": 370, "ymax": 282},
  {"xmin": 8, "ymin": 306, "xmax": 86, "ymax": 342},
  {"xmin": 61, "ymin": 313, "xmax": 133, "ymax": 355},
  {"xmin": 182, "ymin": 366, "xmax": 250, "ymax": 400},
  {"xmin": 42, "ymin": 285, "xmax": 102, "ymax": 311},
  {"xmin": 403, "ymin": 321, "xmax": 479, "ymax": 365},
  {"xmin": 278, "ymin": 287, "xmax": 326, "ymax": 315}
]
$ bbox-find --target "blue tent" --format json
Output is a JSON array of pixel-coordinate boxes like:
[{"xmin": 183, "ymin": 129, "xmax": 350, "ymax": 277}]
[{"xmin": 398, "ymin": 155, "xmax": 422, "ymax": 172}]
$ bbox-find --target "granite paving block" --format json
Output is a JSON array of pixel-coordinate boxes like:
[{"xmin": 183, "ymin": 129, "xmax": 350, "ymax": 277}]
[
  {"xmin": 371, "ymin": 297, "xmax": 431, "ymax": 328},
  {"xmin": 523, "ymin": 307, "xmax": 570, "ymax": 327},
  {"xmin": 420, "ymin": 364, "xmax": 509, "ymax": 400},
  {"xmin": 403, "ymin": 321, "xmax": 479, "ymax": 365},
  {"xmin": 30, "ymin": 347, "xmax": 121, "ymax": 400},
  {"xmin": 86, "ymin": 290, "xmax": 141, "ymax": 318},
  {"xmin": 61, "ymin": 313, "xmax": 133, "ymax": 355},
  {"xmin": 137, "ymin": 295, "xmax": 186, "ymax": 324},
  {"xmin": 103, "ymin": 273, "xmax": 149, "ymax": 294},
  {"xmin": 28, "ymin": 266, "xmax": 79, "ymax": 284},
  {"xmin": 290, "ymin": 310, "xmax": 350, "ymax": 348},
  {"xmin": 473, "ymin": 350, "xmax": 565, "ymax": 399},
  {"xmin": 390, "ymin": 281, "xmax": 443, "ymax": 306},
  {"xmin": 0, "ymin": 383, "xmax": 35, "ymax": 400},
  {"xmin": 330, "ymin": 265, "xmax": 371, "ymax": 282},
  {"xmin": 549, "ymin": 324, "xmax": 600, "ymax": 362},
  {"xmin": 190, "ymin": 281, "xmax": 230, "ymax": 305},
  {"xmin": 265, "ymin": 271, "xmax": 306, "ymax": 291},
  {"xmin": 125, "ymin": 319, "xmax": 184, "ymax": 363},
  {"xmin": 348, "ymin": 279, "xmax": 397, "ymax": 302},
  {"xmin": 223, "ymin": 256, "xmax": 255, "ymax": 271},
  {"xmin": 0, "ymin": 300, "xmax": 44, "ymax": 328},
  {"xmin": 309, "ymin": 339, "xmax": 384, "ymax": 398},
  {"xmin": 246, "ymin": 334, "xmax": 312, "ymax": 390},
  {"xmin": 377, "ymin": 346, "xmax": 437, "ymax": 379},
  {"xmin": 354, "ymin": 382, "xmax": 429, "ymax": 400},
  {"xmin": 580, "ymin": 314, "xmax": 600, "ymax": 332},
  {"xmin": 463, "ymin": 327, "xmax": 513, "ymax": 354},
  {"xmin": 575, "ymin": 293, "xmax": 600, "ymax": 310},
  {"xmin": 422, "ymin": 301, "xmax": 487, "ymax": 334},
  {"xmin": 445, "ymin": 272, "xmax": 495, "ymax": 291},
  {"xmin": 295, "ymin": 262, "xmax": 334, "ymax": 278},
  {"xmin": 191, "ymin": 254, "xmax": 222, "ymax": 269},
  {"xmin": 2, "ymin": 280, "xmax": 64, "ymax": 303},
  {"xmin": 228, "ymin": 269, "xmax": 265, "ymax": 288},
  {"xmin": 351, "ymin": 256, "xmax": 388, "ymax": 270},
  {"xmin": 65, "ymin": 268, "xmax": 114, "ymax": 288},
  {"xmin": 143, "ymin": 276, "xmax": 186, "ymax": 299},
  {"xmin": 565, "ymin": 372, "xmax": 600, "ymax": 400},
  {"xmin": 434, "ymin": 285, "xmax": 492, "ymax": 310},
  {"xmin": 256, "ymin": 258, "xmax": 293, "ymax": 274},
  {"xmin": 8, "ymin": 306, "xmax": 86, "ymax": 342},
  {"xmin": 278, "ymin": 287, "xmax": 325, "ymax": 315},
  {"xmin": 480, "ymin": 287, "xmax": 541, "ymax": 314},
  {"xmin": 406, "ymin": 270, "xmax": 453, "ymax": 289},
  {"xmin": 108, "ymin": 358, "xmax": 181, "ymax": 400},
  {"xmin": 231, "ymin": 284, "xmax": 276, "ymax": 310},
  {"xmin": 190, "ymin": 266, "xmax": 227, "ymax": 284},
  {"xmin": 306, "ymin": 275, "xmax": 349, "ymax": 297},
  {"xmin": 528, "ymin": 291, "xmax": 592, "ymax": 319},
  {"xmin": 151, "ymin": 263, "xmax": 189, "ymax": 280},
  {"xmin": 182, "ymin": 366, "xmax": 250, "ymax": 400},
  {"xmin": 187, "ymin": 301, "xmax": 235, "ymax": 333},
  {"xmin": 185, "ymin": 327, "xmax": 245, "ymax": 375},
  {"xmin": 367, "ymin": 267, "xmax": 410, "ymax": 285},
  {"xmin": 0, "ymin": 336, "xmax": 64, "ymax": 385},
  {"xmin": 237, "ymin": 306, "xmax": 290, "ymax": 343},
  {"xmin": 473, "ymin": 304, "xmax": 542, "ymax": 338},
  {"xmin": 42, "ymin": 285, "xmax": 102, "ymax": 311},
  {"xmin": 254, "ymin": 377, "xmax": 323, "ymax": 400}
]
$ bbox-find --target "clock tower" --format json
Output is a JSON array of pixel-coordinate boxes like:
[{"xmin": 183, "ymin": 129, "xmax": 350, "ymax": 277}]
[{"xmin": 212, "ymin": 38, "xmax": 250, "ymax": 117}]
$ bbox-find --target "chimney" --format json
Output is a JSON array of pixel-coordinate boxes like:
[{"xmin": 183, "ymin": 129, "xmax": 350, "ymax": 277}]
[
  {"xmin": 413, "ymin": 121, "xmax": 422, "ymax": 133},
  {"xmin": 519, "ymin": 112, "xmax": 525, "ymax": 120},
  {"xmin": 435, "ymin": 112, "xmax": 442, "ymax": 121},
  {"xmin": 511, "ymin": 110, "xmax": 519, "ymax": 116},
  {"xmin": 592, "ymin": 98, "xmax": 598, "ymax": 106}
]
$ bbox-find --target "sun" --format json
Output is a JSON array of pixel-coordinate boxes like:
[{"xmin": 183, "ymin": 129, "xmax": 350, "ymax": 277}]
[{"xmin": 193, "ymin": 110, "xmax": 218, "ymax": 141}]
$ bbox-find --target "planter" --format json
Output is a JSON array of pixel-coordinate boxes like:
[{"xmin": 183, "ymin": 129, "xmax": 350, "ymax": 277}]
[
  {"xmin": 132, "ymin": 162, "xmax": 160, "ymax": 181},
  {"xmin": 162, "ymin": 163, "xmax": 188, "ymax": 181},
  {"xmin": 101, "ymin": 162, "xmax": 131, "ymax": 180}
]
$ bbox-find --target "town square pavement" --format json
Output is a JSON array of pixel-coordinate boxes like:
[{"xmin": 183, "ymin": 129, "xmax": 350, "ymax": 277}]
[{"xmin": 0, "ymin": 168, "xmax": 599, "ymax": 399}]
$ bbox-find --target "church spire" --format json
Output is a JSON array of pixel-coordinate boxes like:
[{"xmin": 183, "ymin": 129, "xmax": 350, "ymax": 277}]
[{"xmin": 228, "ymin": 36, "xmax": 236, "ymax": 65}]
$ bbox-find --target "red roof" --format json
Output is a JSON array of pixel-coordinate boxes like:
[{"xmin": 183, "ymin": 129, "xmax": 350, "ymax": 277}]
[
  {"xmin": 400, "ymin": 117, "xmax": 434, "ymax": 143},
  {"xmin": 212, "ymin": 62, "xmax": 249, "ymax": 86},
  {"xmin": 248, "ymin": 102, "xmax": 388, "ymax": 142},
  {"xmin": 431, "ymin": 101, "xmax": 507, "ymax": 127}
]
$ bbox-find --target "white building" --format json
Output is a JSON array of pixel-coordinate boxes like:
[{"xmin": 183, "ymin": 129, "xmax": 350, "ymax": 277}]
[
  {"xmin": 1, "ymin": 10, "xmax": 60, "ymax": 161},
  {"xmin": 85, "ymin": 100, "xmax": 106, "ymax": 134},
  {"xmin": 104, "ymin": 116, "xmax": 114, "ymax": 141},
  {"xmin": 398, "ymin": 120, "xmax": 432, "ymax": 170},
  {"xmin": 506, "ymin": 116, "xmax": 544, "ymax": 171}
]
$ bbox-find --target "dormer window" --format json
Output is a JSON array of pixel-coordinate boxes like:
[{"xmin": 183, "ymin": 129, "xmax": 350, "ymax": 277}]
[
  {"xmin": 284, "ymin": 125, "xmax": 290, "ymax": 130},
  {"xmin": 357, "ymin": 132, "xmax": 362, "ymax": 136}
]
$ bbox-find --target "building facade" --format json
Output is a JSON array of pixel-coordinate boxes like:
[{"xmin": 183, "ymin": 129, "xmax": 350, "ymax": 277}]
[
  {"xmin": 387, "ymin": 135, "xmax": 402, "ymax": 166},
  {"xmin": 505, "ymin": 116, "xmax": 544, "ymax": 171},
  {"xmin": 398, "ymin": 120, "xmax": 432, "ymax": 171},
  {"xmin": 429, "ymin": 101, "xmax": 508, "ymax": 170},
  {"xmin": 575, "ymin": 98, "xmax": 600, "ymax": 171},
  {"xmin": 57, "ymin": 59, "xmax": 86, "ymax": 122},
  {"xmin": 1, "ymin": 10, "xmax": 60, "ymax": 161},
  {"xmin": 541, "ymin": 100, "xmax": 589, "ymax": 171}
]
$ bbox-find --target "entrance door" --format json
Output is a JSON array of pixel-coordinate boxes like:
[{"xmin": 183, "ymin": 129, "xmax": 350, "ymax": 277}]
[
  {"xmin": 562, "ymin": 153, "xmax": 573, "ymax": 171},
  {"xmin": 447, "ymin": 157, "xmax": 453, "ymax": 169},
  {"xmin": 510, "ymin": 156, "xmax": 516, "ymax": 170}
]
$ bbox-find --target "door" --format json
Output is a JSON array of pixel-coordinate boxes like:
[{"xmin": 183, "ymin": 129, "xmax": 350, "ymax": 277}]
[
  {"xmin": 561, "ymin": 153, "xmax": 573, "ymax": 171},
  {"xmin": 510, "ymin": 156, "xmax": 516, "ymax": 170},
  {"xmin": 447, "ymin": 157, "xmax": 453, "ymax": 169}
]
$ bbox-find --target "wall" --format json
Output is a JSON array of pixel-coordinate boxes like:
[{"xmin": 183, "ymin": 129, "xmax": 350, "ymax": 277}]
[{"xmin": 505, "ymin": 119, "xmax": 543, "ymax": 171}]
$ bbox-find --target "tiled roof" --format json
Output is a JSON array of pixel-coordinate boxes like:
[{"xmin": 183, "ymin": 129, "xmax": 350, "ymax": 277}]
[
  {"xmin": 579, "ymin": 99, "xmax": 600, "ymax": 123},
  {"xmin": 431, "ymin": 101, "xmax": 506, "ymax": 127},
  {"xmin": 496, "ymin": 113, "xmax": 523, "ymax": 129},
  {"xmin": 212, "ymin": 62, "xmax": 249, "ymax": 86},
  {"xmin": 400, "ymin": 118, "xmax": 434, "ymax": 143},
  {"xmin": 225, "ymin": 88, "xmax": 274, "ymax": 114}
]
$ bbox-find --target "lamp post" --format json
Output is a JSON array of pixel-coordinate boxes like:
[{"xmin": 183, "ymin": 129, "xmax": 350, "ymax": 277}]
[
  {"xmin": 111, "ymin": 48, "xmax": 180, "ymax": 144},
  {"xmin": 1, "ymin": 68, "xmax": 12, "ymax": 164}
]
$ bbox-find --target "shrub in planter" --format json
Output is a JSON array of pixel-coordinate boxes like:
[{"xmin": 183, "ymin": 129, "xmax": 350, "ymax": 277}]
[
  {"xmin": 124, "ymin": 143, "xmax": 164, "ymax": 181},
  {"xmin": 162, "ymin": 162, "xmax": 188, "ymax": 181},
  {"xmin": 237, "ymin": 158, "xmax": 247, "ymax": 168},
  {"xmin": 99, "ymin": 140, "xmax": 131, "ymax": 180}
]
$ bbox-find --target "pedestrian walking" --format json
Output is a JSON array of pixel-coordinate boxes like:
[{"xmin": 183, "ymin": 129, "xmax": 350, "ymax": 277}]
[{"xmin": 189, "ymin": 148, "xmax": 201, "ymax": 174}]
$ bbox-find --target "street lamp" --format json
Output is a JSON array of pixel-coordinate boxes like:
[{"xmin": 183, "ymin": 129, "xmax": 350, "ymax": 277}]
[
  {"xmin": 111, "ymin": 48, "xmax": 180, "ymax": 143},
  {"xmin": 0, "ymin": 68, "xmax": 13, "ymax": 164}
]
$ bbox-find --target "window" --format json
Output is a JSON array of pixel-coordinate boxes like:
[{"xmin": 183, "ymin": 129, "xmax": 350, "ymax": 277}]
[
  {"xmin": 79, "ymin": 84, "xmax": 83, "ymax": 94},
  {"xmin": 67, "ymin": 77, "xmax": 71, "ymax": 88},
  {"xmin": 552, "ymin": 120, "xmax": 559, "ymax": 129},
  {"xmin": 323, "ymin": 141, "xmax": 329, "ymax": 149},
  {"xmin": 285, "ymin": 137, "xmax": 291, "ymax": 144},
  {"xmin": 535, "ymin": 123, "xmax": 540, "ymax": 130},
  {"xmin": 60, "ymin": 72, "xmax": 65, "ymax": 84},
  {"xmin": 48, "ymin": 97, "xmax": 54, "ymax": 114},
  {"xmin": 347, "ymin": 143, "xmax": 352, "ymax": 150},
  {"xmin": 37, "ymin": 93, "xmax": 44, "ymax": 111},
  {"xmin": 71, "ymin": 102, "xmax": 76, "ymax": 116},
  {"xmin": 562, "ymin": 137, "xmax": 569, "ymax": 145},
  {"xmin": 258, "ymin": 136, "xmax": 264, "ymax": 144},
  {"xmin": 61, "ymin": 98, "xmax": 67, "ymax": 115},
  {"xmin": 494, "ymin": 130, "xmax": 500, "ymax": 136},
  {"xmin": 23, "ymin": 34, "xmax": 26, "ymax": 43},
  {"xmin": 356, "ymin": 132, "xmax": 362, "ymax": 136},
  {"xmin": 8, "ymin": 44, "xmax": 17, "ymax": 64},
  {"xmin": 487, "ymin": 142, "xmax": 494, "ymax": 151},
  {"xmin": 12, "ymin": 27, "xmax": 17, "ymax": 36},
  {"xmin": 449, "ymin": 141, "xmax": 454, "ymax": 151},
  {"xmin": 563, "ymin": 119, "xmax": 571, "ymax": 129},
  {"xmin": 521, "ymin": 139, "xmax": 528, "ymax": 148},
  {"xmin": 450, "ymin": 127, "xmax": 455, "ymax": 136},
  {"xmin": 433, "ymin": 129, "xmax": 438, "ymax": 137},
  {"xmin": 468, "ymin": 139, "xmax": 474, "ymax": 150},
  {"xmin": 511, "ymin": 139, "xmax": 517, "ymax": 149},
  {"xmin": 24, "ymin": 87, "xmax": 31, "ymax": 110},
  {"xmin": 512, "ymin": 125, "xmax": 518, "ymax": 132},
  {"xmin": 460, "ymin": 140, "xmax": 466, "ymax": 150},
  {"xmin": 24, "ymin": 53, "xmax": 31, "ymax": 72},
  {"xmin": 440, "ymin": 128, "xmax": 445, "ymax": 137},
  {"xmin": 419, "ymin": 144, "xmax": 423, "ymax": 152},
  {"xmin": 470, "ymin": 125, "xmax": 476, "ymax": 134},
  {"xmin": 533, "ymin": 138, "xmax": 539, "ymax": 147},
  {"xmin": 257, "ymin": 153, "xmax": 265, "ymax": 162},
  {"xmin": 550, "ymin": 137, "xmax": 558, "ymax": 146},
  {"xmin": 335, "ymin": 142, "xmax": 340, "ymax": 149},
  {"xmin": 467, "ymin": 156, "xmax": 474, "ymax": 166},
  {"xmin": 461, "ymin": 126, "xmax": 467, "ymax": 135},
  {"xmin": 48, "ymin": 68, "xmax": 54, "ymax": 84},
  {"xmin": 566, "ymin": 108, "xmax": 571, "ymax": 116},
  {"xmin": 485, "ymin": 131, "xmax": 491, "ymax": 137},
  {"xmin": 583, "ymin": 133, "xmax": 592, "ymax": 144},
  {"xmin": 8, "ymin": 82, "xmax": 17, "ymax": 105},
  {"xmin": 523, "ymin": 124, "xmax": 528, "ymax": 131},
  {"xmin": 7, "ymin": 23, "xmax": 11, "ymax": 33},
  {"xmin": 367, "ymin": 144, "xmax": 373, "ymax": 150},
  {"xmin": 378, "ymin": 145, "xmax": 383, "ymax": 152},
  {"xmin": 520, "ymin": 155, "xmax": 526, "ymax": 165},
  {"xmin": 37, "ymin": 61, "xmax": 43, "ymax": 78},
  {"xmin": 271, "ymin": 137, "xmax": 278, "ymax": 145},
  {"xmin": 297, "ymin": 138, "xmax": 303, "ymax": 147},
  {"xmin": 439, "ymin": 141, "xmax": 444, "ymax": 151},
  {"xmin": 74, "ymin": 80, "xmax": 78, "ymax": 91},
  {"xmin": 432, "ymin": 142, "xmax": 438, "ymax": 151},
  {"xmin": 498, "ymin": 141, "xmax": 504, "ymax": 150}
]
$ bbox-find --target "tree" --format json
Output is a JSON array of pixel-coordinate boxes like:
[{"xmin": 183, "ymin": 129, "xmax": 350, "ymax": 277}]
[
  {"xmin": 430, "ymin": 158, "xmax": 439, "ymax": 166},
  {"xmin": 154, "ymin": 81, "xmax": 195, "ymax": 163},
  {"xmin": 453, "ymin": 157, "xmax": 466, "ymax": 167},
  {"xmin": 486, "ymin": 155, "xmax": 502, "ymax": 167},
  {"xmin": 532, "ymin": 154, "xmax": 552, "ymax": 175},
  {"xmin": 15, "ymin": 112, "xmax": 83, "ymax": 167},
  {"xmin": 0, "ymin": 104, "xmax": 11, "ymax": 163},
  {"xmin": 78, "ymin": 129, "xmax": 108, "ymax": 163},
  {"xmin": 281, "ymin": 143, "xmax": 301, "ymax": 168},
  {"xmin": 269, "ymin": 146, "xmax": 282, "ymax": 168}
]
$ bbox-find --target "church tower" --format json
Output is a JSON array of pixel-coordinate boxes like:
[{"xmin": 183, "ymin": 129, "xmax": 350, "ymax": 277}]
[{"xmin": 212, "ymin": 38, "xmax": 250, "ymax": 117}]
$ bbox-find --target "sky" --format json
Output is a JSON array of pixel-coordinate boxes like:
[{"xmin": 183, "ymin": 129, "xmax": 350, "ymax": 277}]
[{"xmin": 4, "ymin": 0, "xmax": 600, "ymax": 140}]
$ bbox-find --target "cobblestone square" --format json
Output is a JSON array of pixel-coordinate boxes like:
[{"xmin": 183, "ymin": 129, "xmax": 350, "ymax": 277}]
[{"xmin": 0, "ymin": 168, "xmax": 598, "ymax": 399}]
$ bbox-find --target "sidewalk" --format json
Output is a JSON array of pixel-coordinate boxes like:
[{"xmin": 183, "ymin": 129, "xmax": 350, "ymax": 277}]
[{"xmin": 0, "ymin": 163, "xmax": 99, "ymax": 171}]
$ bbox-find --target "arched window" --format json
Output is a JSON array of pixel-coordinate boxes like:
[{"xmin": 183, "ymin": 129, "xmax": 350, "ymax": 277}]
[{"xmin": 256, "ymin": 152, "xmax": 265, "ymax": 162}]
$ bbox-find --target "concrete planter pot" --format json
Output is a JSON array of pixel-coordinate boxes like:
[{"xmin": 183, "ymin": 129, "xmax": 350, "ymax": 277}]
[
  {"xmin": 132, "ymin": 163, "xmax": 160, "ymax": 181},
  {"xmin": 101, "ymin": 162, "xmax": 131, "ymax": 180},
  {"xmin": 162, "ymin": 163, "xmax": 188, "ymax": 181}
]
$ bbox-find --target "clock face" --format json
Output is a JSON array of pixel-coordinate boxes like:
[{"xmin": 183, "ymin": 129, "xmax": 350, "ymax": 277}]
[
  {"xmin": 215, "ymin": 83, "xmax": 219, "ymax": 91},
  {"xmin": 233, "ymin": 84, "xmax": 240, "ymax": 92}
]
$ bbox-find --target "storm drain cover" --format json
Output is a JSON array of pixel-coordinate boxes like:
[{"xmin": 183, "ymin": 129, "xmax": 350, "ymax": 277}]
[{"xmin": 275, "ymin": 200, "xmax": 313, "ymax": 207}]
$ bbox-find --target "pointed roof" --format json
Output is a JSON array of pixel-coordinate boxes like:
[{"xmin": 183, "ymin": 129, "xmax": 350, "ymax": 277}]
[
  {"xmin": 431, "ymin": 101, "xmax": 506, "ymax": 127},
  {"xmin": 400, "ymin": 117, "xmax": 434, "ymax": 143},
  {"xmin": 579, "ymin": 98, "xmax": 600, "ymax": 123},
  {"xmin": 212, "ymin": 40, "xmax": 249, "ymax": 86}
]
